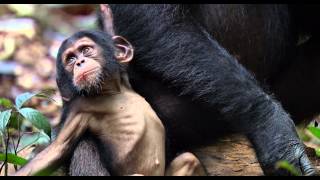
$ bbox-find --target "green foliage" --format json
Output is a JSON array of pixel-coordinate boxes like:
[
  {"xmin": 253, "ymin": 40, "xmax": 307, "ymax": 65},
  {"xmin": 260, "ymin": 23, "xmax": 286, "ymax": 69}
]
[
  {"xmin": 6, "ymin": 112, "xmax": 22, "ymax": 130},
  {"xmin": 15, "ymin": 92, "xmax": 37, "ymax": 109},
  {"xmin": 307, "ymin": 126, "xmax": 320, "ymax": 139},
  {"xmin": 0, "ymin": 91, "xmax": 53, "ymax": 175},
  {"xmin": 315, "ymin": 148, "xmax": 320, "ymax": 158},
  {"xmin": 13, "ymin": 91, "xmax": 53, "ymax": 137},
  {"xmin": 35, "ymin": 89, "xmax": 56, "ymax": 102},
  {"xmin": 0, "ymin": 110, "xmax": 11, "ymax": 134},
  {"xmin": 307, "ymin": 125, "xmax": 320, "ymax": 159},
  {"xmin": 0, "ymin": 98, "xmax": 13, "ymax": 108},
  {"xmin": 15, "ymin": 91, "xmax": 55, "ymax": 110},
  {"xmin": 19, "ymin": 108, "xmax": 51, "ymax": 138},
  {"xmin": 275, "ymin": 160, "xmax": 301, "ymax": 176},
  {"xmin": 17, "ymin": 131, "xmax": 50, "ymax": 152},
  {"xmin": 0, "ymin": 153, "xmax": 27, "ymax": 166}
]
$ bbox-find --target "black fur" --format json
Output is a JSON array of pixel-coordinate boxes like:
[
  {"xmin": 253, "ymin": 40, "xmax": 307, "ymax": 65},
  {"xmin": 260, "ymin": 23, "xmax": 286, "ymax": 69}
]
[
  {"xmin": 69, "ymin": 133, "xmax": 110, "ymax": 176},
  {"xmin": 68, "ymin": 4, "xmax": 318, "ymax": 176}
]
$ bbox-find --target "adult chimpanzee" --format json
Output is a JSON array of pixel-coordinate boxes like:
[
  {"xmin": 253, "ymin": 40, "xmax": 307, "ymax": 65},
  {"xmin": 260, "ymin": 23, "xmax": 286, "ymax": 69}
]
[{"xmin": 67, "ymin": 4, "xmax": 319, "ymax": 176}]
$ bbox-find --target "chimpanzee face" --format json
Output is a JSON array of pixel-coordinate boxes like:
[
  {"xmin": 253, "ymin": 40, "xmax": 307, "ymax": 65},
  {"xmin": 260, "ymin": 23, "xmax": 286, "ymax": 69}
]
[
  {"xmin": 56, "ymin": 30, "xmax": 133, "ymax": 100},
  {"xmin": 61, "ymin": 37, "xmax": 104, "ymax": 91}
]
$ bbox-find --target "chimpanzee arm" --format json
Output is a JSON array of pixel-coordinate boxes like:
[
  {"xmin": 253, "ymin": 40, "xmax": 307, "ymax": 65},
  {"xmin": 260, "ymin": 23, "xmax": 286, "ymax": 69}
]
[
  {"xmin": 12, "ymin": 113, "xmax": 90, "ymax": 176},
  {"xmin": 108, "ymin": 4, "xmax": 315, "ymax": 175},
  {"xmin": 58, "ymin": 105, "xmax": 111, "ymax": 176}
]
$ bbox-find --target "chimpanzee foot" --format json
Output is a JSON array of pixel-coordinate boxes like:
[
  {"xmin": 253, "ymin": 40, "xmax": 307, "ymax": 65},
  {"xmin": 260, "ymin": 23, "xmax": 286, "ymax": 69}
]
[
  {"xmin": 258, "ymin": 140, "xmax": 316, "ymax": 176},
  {"xmin": 247, "ymin": 107, "xmax": 318, "ymax": 176}
]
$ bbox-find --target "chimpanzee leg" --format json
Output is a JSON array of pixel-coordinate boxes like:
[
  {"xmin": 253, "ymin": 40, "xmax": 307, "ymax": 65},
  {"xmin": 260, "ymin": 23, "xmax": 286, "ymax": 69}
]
[
  {"xmin": 109, "ymin": 4, "xmax": 315, "ymax": 175},
  {"xmin": 165, "ymin": 152, "xmax": 207, "ymax": 176}
]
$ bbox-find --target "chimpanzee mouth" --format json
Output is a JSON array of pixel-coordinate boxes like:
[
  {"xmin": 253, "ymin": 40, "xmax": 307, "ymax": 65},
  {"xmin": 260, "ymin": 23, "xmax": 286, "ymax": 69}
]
[
  {"xmin": 75, "ymin": 68, "xmax": 100, "ymax": 83},
  {"xmin": 74, "ymin": 68, "xmax": 104, "ymax": 94}
]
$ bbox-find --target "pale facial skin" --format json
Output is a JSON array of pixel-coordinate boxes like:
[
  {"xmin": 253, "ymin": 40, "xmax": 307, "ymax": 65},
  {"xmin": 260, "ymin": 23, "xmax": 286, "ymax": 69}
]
[{"xmin": 62, "ymin": 37, "xmax": 104, "ymax": 91}]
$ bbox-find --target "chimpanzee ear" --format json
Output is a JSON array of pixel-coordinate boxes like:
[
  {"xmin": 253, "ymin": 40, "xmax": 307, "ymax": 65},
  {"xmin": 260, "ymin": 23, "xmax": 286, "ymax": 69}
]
[{"xmin": 112, "ymin": 35, "xmax": 134, "ymax": 64}]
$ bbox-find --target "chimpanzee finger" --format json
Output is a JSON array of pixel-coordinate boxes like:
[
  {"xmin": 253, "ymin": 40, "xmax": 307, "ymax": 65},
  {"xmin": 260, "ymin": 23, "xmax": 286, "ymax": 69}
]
[
  {"xmin": 99, "ymin": 4, "xmax": 115, "ymax": 36},
  {"xmin": 299, "ymin": 153, "xmax": 317, "ymax": 176}
]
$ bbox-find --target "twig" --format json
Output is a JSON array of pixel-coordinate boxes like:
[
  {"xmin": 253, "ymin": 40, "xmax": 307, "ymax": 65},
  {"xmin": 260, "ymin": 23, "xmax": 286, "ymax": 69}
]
[
  {"xmin": 0, "ymin": 133, "xmax": 5, "ymax": 174},
  {"xmin": 0, "ymin": 130, "xmax": 10, "ymax": 175},
  {"xmin": 10, "ymin": 138, "xmax": 17, "ymax": 171},
  {"xmin": 13, "ymin": 115, "xmax": 22, "ymax": 171},
  {"xmin": 4, "ymin": 130, "xmax": 10, "ymax": 176},
  {"xmin": 16, "ymin": 115, "xmax": 22, "ymax": 151}
]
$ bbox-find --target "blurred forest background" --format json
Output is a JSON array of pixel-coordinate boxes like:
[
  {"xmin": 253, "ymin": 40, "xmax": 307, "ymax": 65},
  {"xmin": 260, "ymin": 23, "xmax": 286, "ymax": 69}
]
[
  {"xmin": 0, "ymin": 4, "xmax": 320, "ymax": 176},
  {"xmin": 0, "ymin": 4, "xmax": 96, "ymax": 121},
  {"xmin": 0, "ymin": 4, "xmax": 96, "ymax": 175}
]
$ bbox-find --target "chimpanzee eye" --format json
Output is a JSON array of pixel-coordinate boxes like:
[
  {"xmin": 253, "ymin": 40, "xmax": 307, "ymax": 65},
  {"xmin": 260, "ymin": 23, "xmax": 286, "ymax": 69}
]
[
  {"xmin": 66, "ymin": 56, "xmax": 77, "ymax": 64},
  {"xmin": 82, "ymin": 46, "xmax": 92, "ymax": 54}
]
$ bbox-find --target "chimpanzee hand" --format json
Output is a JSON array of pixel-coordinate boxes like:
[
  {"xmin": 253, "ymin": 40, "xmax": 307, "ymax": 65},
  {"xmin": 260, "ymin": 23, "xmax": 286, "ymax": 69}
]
[{"xmin": 248, "ymin": 116, "xmax": 316, "ymax": 176}]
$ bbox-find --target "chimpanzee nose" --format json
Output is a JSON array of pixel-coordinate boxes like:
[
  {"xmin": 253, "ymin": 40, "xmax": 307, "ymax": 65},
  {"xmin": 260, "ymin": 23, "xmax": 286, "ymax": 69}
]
[{"xmin": 76, "ymin": 59, "xmax": 86, "ymax": 67}]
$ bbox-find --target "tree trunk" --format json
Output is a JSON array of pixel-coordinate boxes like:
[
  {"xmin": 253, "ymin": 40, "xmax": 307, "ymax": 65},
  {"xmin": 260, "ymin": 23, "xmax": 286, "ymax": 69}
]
[{"xmin": 193, "ymin": 134, "xmax": 320, "ymax": 176}]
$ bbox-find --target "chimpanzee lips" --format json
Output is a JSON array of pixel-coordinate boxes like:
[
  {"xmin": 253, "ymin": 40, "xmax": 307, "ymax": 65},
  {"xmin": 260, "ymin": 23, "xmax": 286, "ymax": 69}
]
[
  {"xmin": 75, "ymin": 68, "xmax": 100, "ymax": 84},
  {"xmin": 74, "ymin": 68, "xmax": 99, "ymax": 89}
]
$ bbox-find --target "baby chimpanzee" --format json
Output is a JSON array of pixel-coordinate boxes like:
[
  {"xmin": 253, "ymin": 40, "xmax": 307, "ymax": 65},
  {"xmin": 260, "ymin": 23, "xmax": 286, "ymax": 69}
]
[
  {"xmin": 13, "ymin": 30, "xmax": 206, "ymax": 176},
  {"xmin": 56, "ymin": 30, "xmax": 206, "ymax": 176}
]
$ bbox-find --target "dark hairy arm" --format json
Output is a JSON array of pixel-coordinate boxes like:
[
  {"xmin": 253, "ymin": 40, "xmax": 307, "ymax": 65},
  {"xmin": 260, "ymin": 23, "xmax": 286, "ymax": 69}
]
[{"xmin": 109, "ymin": 4, "xmax": 315, "ymax": 175}]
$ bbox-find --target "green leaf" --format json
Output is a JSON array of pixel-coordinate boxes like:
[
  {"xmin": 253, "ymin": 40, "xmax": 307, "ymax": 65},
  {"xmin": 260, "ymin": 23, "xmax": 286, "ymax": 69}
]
[
  {"xmin": 275, "ymin": 160, "xmax": 301, "ymax": 176},
  {"xmin": 36, "ymin": 89, "xmax": 56, "ymax": 103},
  {"xmin": 17, "ymin": 131, "xmax": 50, "ymax": 152},
  {"xmin": 0, "ymin": 98, "xmax": 13, "ymax": 108},
  {"xmin": 37, "ymin": 130, "xmax": 51, "ymax": 145},
  {"xmin": 19, "ymin": 108, "xmax": 51, "ymax": 138},
  {"xmin": 0, "ymin": 110, "xmax": 12, "ymax": 133},
  {"xmin": 15, "ymin": 91, "xmax": 56, "ymax": 110},
  {"xmin": 316, "ymin": 148, "xmax": 320, "ymax": 158},
  {"xmin": 17, "ymin": 133, "xmax": 41, "ymax": 152},
  {"xmin": 307, "ymin": 126, "xmax": 320, "ymax": 139},
  {"xmin": 15, "ymin": 92, "xmax": 37, "ymax": 109},
  {"xmin": 7, "ymin": 112, "xmax": 21, "ymax": 130},
  {"xmin": 0, "ymin": 153, "xmax": 28, "ymax": 166},
  {"xmin": 38, "ymin": 89, "xmax": 56, "ymax": 97}
]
